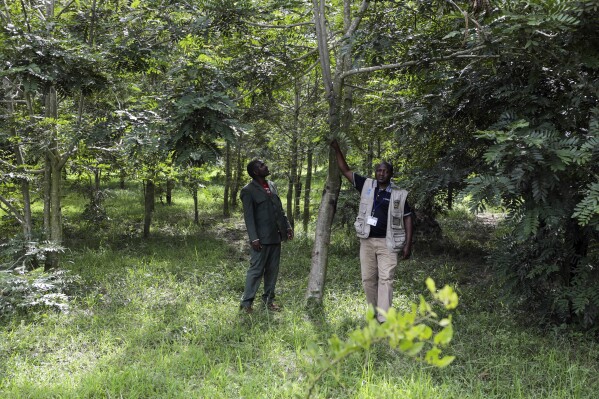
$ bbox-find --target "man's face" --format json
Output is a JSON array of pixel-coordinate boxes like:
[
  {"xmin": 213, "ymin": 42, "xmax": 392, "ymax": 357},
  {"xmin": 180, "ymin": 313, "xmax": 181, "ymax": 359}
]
[
  {"xmin": 375, "ymin": 164, "xmax": 392, "ymax": 185},
  {"xmin": 254, "ymin": 160, "xmax": 270, "ymax": 178}
]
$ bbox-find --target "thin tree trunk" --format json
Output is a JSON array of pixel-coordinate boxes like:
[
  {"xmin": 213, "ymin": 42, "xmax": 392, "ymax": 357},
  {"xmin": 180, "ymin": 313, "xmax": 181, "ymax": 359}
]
[
  {"xmin": 287, "ymin": 80, "xmax": 302, "ymax": 225},
  {"xmin": 224, "ymin": 141, "xmax": 231, "ymax": 217},
  {"xmin": 166, "ymin": 179, "xmax": 174, "ymax": 205},
  {"xmin": 230, "ymin": 139, "xmax": 242, "ymax": 208},
  {"xmin": 306, "ymin": 37, "xmax": 346, "ymax": 304},
  {"xmin": 19, "ymin": 176, "xmax": 33, "ymax": 241},
  {"xmin": 6, "ymin": 85, "xmax": 33, "ymax": 240},
  {"xmin": 303, "ymin": 148, "xmax": 313, "ymax": 232},
  {"xmin": 143, "ymin": 179, "xmax": 155, "ymax": 238},
  {"xmin": 287, "ymin": 174, "xmax": 294, "ymax": 224},
  {"xmin": 43, "ymin": 155, "xmax": 51, "ymax": 241},
  {"xmin": 306, "ymin": 148, "xmax": 341, "ymax": 305},
  {"xmin": 49, "ymin": 158, "xmax": 63, "ymax": 243},
  {"xmin": 44, "ymin": 84, "xmax": 64, "ymax": 270},
  {"xmin": 193, "ymin": 187, "xmax": 199, "ymax": 224},
  {"xmin": 366, "ymin": 142, "xmax": 374, "ymax": 173},
  {"xmin": 45, "ymin": 154, "xmax": 64, "ymax": 270},
  {"xmin": 90, "ymin": 168, "xmax": 100, "ymax": 210},
  {"xmin": 306, "ymin": 0, "xmax": 364, "ymax": 305},
  {"xmin": 294, "ymin": 178, "xmax": 302, "ymax": 223}
]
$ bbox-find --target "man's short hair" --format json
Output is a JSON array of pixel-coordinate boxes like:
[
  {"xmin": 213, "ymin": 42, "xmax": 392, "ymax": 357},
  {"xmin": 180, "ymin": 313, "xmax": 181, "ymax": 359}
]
[
  {"xmin": 247, "ymin": 159, "xmax": 261, "ymax": 179},
  {"xmin": 376, "ymin": 161, "xmax": 394, "ymax": 176}
]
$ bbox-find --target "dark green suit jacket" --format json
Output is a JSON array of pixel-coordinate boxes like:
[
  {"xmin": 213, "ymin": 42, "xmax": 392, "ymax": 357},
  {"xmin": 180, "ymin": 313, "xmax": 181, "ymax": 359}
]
[{"xmin": 240, "ymin": 179, "xmax": 291, "ymax": 245}]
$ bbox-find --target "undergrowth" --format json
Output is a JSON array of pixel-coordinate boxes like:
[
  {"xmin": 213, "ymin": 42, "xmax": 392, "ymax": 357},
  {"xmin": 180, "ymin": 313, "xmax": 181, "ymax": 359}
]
[{"xmin": 0, "ymin": 183, "xmax": 598, "ymax": 398}]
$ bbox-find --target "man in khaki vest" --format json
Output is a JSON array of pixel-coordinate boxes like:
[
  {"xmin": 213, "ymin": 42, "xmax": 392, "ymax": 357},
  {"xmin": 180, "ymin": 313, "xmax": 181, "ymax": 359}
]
[{"xmin": 331, "ymin": 140, "xmax": 413, "ymax": 323}]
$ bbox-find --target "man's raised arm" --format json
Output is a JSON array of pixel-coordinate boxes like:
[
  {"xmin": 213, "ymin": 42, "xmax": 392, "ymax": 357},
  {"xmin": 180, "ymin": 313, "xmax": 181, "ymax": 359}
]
[{"xmin": 330, "ymin": 139, "xmax": 354, "ymax": 184}]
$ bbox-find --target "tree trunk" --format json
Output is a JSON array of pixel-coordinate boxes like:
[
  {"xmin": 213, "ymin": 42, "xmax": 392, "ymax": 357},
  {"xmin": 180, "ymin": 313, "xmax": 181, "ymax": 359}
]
[
  {"xmin": 166, "ymin": 179, "xmax": 174, "ymax": 205},
  {"xmin": 43, "ymin": 154, "xmax": 51, "ymax": 242},
  {"xmin": 44, "ymin": 85, "xmax": 64, "ymax": 270},
  {"xmin": 303, "ymin": 148, "xmax": 313, "ymax": 232},
  {"xmin": 287, "ymin": 174, "xmax": 294, "ymax": 224},
  {"xmin": 365, "ymin": 141, "xmax": 374, "ymax": 173},
  {"xmin": 287, "ymin": 79, "xmax": 302, "ymax": 225},
  {"xmin": 143, "ymin": 179, "xmax": 155, "ymax": 238},
  {"xmin": 44, "ymin": 154, "xmax": 64, "ymax": 270},
  {"xmin": 19, "ymin": 178, "xmax": 33, "ymax": 241},
  {"xmin": 193, "ymin": 187, "xmax": 199, "ymax": 224},
  {"xmin": 295, "ymin": 179, "xmax": 302, "ymax": 224},
  {"xmin": 94, "ymin": 168, "xmax": 101, "ymax": 193},
  {"xmin": 49, "ymin": 158, "xmax": 63, "ymax": 242},
  {"xmin": 306, "ymin": 0, "xmax": 363, "ymax": 305},
  {"xmin": 224, "ymin": 141, "xmax": 231, "ymax": 217},
  {"xmin": 230, "ymin": 139, "xmax": 242, "ymax": 208},
  {"xmin": 306, "ymin": 149, "xmax": 341, "ymax": 305},
  {"xmin": 6, "ymin": 85, "xmax": 33, "ymax": 240},
  {"xmin": 119, "ymin": 171, "xmax": 126, "ymax": 189}
]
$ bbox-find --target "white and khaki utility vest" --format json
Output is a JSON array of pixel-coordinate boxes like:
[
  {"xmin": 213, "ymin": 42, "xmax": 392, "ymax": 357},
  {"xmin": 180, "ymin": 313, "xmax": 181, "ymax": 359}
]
[{"xmin": 354, "ymin": 178, "xmax": 408, "ymax": 253}]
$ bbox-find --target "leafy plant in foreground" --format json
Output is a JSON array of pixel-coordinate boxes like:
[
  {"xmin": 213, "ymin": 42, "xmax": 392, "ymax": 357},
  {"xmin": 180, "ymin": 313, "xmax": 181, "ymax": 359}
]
[
  {"xmin": 306, "ymin": 278, "xmax": 458, "ymax": 398},
  {"xmin": 0, "ymin": 268, "xmax": 82, "ymax": 318}
]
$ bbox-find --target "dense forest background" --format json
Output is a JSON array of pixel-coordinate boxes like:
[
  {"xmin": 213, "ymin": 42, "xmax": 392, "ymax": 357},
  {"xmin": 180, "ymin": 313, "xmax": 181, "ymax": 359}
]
[{"xmin": 1, "ymin": 0, "xmax": 599, "ymax": 396}]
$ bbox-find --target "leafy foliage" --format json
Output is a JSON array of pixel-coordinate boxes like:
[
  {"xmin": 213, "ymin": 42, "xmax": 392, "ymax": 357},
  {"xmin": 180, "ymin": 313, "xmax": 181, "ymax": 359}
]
[
  {"xmin": 459, "ymin": 1, "xmax": 599, "ymax": 326},
  {"xmin": 0, "ymin": 238, "xmax": 65, "ymax": 272},
  {"xmin": 573, "ymin": 182, "xmax": 599, "ymax": 228},
  {"xmin": 0, "ymin": 268, "xmax": 81, "ymax": 318},
  {"xmin": 170, "ymin": 91, "xmax": 240, "ymax": 164},
  {"xmin": 307, "ymin": 278, "xmax": 458, "ymax": 397}
]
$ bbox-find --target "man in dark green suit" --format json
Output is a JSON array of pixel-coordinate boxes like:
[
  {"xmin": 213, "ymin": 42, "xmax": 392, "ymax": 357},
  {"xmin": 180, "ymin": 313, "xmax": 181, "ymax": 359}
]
[{"xmin": 239, "ymin": 159, "xmax": 293, "ymax": 313}]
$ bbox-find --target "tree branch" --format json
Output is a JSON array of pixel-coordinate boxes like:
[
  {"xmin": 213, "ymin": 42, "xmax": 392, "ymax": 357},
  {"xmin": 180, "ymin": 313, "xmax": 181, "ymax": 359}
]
[
  {"xmin": 312, "ymin": 0, "xmax": 333, "ymax": 97},
  {"xmin": 88, "ymin": 146, "xmax": 122, "ymax": 153},
  {"xmin": 340, "ymin": 45, "xmax": 491, "ymax": 79},
  {"xmin": 54, "ymin": 0, "xmax": 77, "ymax": 19},
  {"xmin": 59, "ymin": 141, "xmax": 79, "ymax": 170},
  {"xmin": 244, "ymin": 20, "xmax": 314, "ymax": 29},
  {"xmin": 291, "ymin": 47, "xmax": 319, "ymax": 63},
  {"xmin": 446, "ymin": 0, "xmax": 486, "ymax": 42},
  {"xmin": 0, "ymin": 194, "xmax": 25, "ymax": 225},
  {"xmin": 18, "ymin": 0, "xmax": 31, "ymax": 32},
  {"xmin": 0, "ymin": 158, "xmax": 44, "ymax": 175},
  {"xmin": 343, "ymin": 0, "xmax": 370, "ymax": 40}
]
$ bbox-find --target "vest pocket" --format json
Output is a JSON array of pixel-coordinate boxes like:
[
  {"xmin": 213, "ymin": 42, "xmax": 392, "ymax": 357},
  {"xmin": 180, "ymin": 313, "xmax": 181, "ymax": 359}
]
[
  {"xmin": 391, "ymin": 215, "xmax": 403, "ymax": 229},
  {"xmin": 354, "ymin": 219, "xmax": 366, "ymax": 236},
  {"xmin": 391, "ymin": 229, "xmax": 406, "ymax": 248},
  {"xmin": 354, "ymin": 201, "xmax": 369, "ymax": 236}
]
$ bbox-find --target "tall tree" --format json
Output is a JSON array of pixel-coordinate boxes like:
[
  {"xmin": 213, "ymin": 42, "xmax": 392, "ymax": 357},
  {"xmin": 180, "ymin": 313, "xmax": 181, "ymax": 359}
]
[
  {"xmin": 1, "ymin": 0, "xmax": 108, "ymax": 268},
  {"xmin": 305, "ymin": 0, "xmax": 491, "ymax": 303}
]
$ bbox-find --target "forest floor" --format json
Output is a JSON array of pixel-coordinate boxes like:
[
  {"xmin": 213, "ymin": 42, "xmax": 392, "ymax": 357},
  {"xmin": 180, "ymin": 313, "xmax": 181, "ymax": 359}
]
[{"xmin": 0, "ymin": 186, "xmax": 598, "ymax": 398}]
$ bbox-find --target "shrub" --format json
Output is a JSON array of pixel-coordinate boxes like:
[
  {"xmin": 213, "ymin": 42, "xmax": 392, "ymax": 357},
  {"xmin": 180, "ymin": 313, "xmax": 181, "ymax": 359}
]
[{"xmin": 0, "ymin": 268, "xmax": 83, "ymax": 318}]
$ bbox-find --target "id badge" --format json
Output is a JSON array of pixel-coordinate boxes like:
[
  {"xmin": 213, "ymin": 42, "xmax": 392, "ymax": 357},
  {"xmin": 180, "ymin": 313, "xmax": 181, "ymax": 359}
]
[{"xmin": 367, "ymin": 216, "xmax": 378, "ymax": 226}]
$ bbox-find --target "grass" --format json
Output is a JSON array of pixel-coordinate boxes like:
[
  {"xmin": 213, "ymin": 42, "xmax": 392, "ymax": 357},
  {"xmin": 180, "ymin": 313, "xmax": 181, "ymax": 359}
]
[{"xmin": 1, "ymin": 181, "xmax": 598, "ymax": 398}]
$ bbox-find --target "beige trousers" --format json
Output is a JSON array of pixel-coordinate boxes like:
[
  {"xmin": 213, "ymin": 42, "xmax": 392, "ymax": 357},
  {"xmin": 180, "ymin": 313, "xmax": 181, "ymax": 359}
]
[{"xmin": 359, "ymin": 237, "xmax": 398, "ymax": 323}]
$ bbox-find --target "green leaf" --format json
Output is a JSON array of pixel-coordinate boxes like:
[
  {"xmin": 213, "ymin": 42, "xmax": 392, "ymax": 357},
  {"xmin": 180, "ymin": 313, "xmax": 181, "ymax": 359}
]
[
  {"xmin": 435, "ymin": 355, "xmax": 456, "ymax": 368},
  {"xmin": 442, "ymin": 31, "xmax": 462, "ymax": 39},
  {"xmin": 434, "ymin": 324, "xmax": 454, "ymax": 346},
  {"xmin": 405, "ymin": 341, "xmax": 425, "ymax": 357},
  {"xmin": 426, "ymin": 277, "xmax": 436, "ymax": 294},
  {"xmin": 437, "ymin": 286, "xmax": 459, "ymax": 309}
]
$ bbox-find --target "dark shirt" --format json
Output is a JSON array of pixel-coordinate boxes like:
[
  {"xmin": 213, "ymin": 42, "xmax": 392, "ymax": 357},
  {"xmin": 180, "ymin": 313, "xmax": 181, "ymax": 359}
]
[{"xmin": 353, "ymin": 173, "xmax": 412, "ymax": 238}]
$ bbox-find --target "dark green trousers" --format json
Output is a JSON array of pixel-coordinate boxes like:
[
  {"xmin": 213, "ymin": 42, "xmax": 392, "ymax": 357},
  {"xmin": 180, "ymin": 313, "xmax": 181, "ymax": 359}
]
[{"xmin": 240, "ymin": 243, "xmax": 281, "ymax": 308}]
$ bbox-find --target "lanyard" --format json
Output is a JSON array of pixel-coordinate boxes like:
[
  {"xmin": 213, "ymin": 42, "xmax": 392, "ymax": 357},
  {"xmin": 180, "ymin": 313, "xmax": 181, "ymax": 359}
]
[{"xmin": 371, "ymin": 185, "xmax": 391, "ymax": 216}]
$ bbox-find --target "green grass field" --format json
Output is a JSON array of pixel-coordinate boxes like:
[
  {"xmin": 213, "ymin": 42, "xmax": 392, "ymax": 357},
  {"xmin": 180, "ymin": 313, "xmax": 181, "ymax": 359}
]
[{"xmin": 1, "ymin": 182, "xmax": 598, "ymax": 398}]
